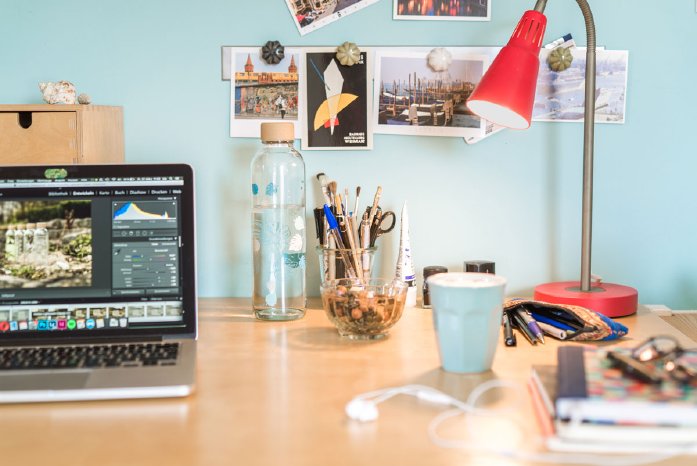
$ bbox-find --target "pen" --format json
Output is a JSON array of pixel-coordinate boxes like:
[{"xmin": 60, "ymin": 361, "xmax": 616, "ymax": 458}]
[
  {"xmin": 323, "ymin": 205, "xmax": 356, "ymax": 278},
  {"xmin": 537, "ymin": 321, "xmax": 575, "ymax": 340},
  {"xmin": 529, "ymin": 312, "xmax": 577, "ymax": 332},
  {"xmin": 313, "ymin": 208, "xmax": 324, "ymax": 245},
  {"xmin": 533, "ymin": 308, "xmax": 584, "ymax": 331},
  {"xmin": 516, "ymin": 308, "xmax": 545, "ymax": 344},
  {"xmin": 502, "ymin": 312, "xmax": 517, "ymax": 347},
  {"xmin": 508, "ymin": 310, "xmax": 537, "ymax": 346}
]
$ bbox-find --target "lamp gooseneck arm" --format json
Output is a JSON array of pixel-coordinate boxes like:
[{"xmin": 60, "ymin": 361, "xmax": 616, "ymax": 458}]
[{"xmin": 577, "ymin": 0, "xmax": 596, "ymax": 292}]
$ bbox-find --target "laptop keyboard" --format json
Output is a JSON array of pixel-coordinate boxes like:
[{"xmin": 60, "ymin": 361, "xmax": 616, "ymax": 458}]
[{"xmin": 0, "ymin": 343, "xmax": 180, "ymax": 370}]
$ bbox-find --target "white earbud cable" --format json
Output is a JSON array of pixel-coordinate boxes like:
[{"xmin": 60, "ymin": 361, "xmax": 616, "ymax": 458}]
[{"xmin": 348, "ymin": 380, "xmax": 689, "ymax": 466}]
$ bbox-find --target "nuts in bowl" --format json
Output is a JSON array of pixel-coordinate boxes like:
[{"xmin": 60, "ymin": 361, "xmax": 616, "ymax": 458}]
[{"xmin": 320, "ymin": 278, "xmax": 407, "ymax": 340}]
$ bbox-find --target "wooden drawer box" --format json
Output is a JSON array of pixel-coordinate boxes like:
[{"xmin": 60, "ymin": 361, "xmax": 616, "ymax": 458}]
[{"xmin": 0, "ymin": 104, "xmax": 124, "ymax": 165}]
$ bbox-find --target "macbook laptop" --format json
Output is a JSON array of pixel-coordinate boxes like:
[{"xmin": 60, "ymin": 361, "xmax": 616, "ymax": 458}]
[{"xmin": 0, "ymin": 164, "xmax": 196, "ymax": 403}]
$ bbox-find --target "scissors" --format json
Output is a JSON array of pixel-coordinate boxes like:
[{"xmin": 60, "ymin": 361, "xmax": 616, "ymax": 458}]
[{"xmin": 368, "ymin": 208, "xmax": 396, "ymax": 247}]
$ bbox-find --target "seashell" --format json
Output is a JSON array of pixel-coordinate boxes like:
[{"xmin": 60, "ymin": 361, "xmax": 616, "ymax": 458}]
[
  {"xmin": 335, "ymin": 42, "xmax": 361, "ymax": 67},
  {"xmin": 38, "ymin": 81, "xmax": 77, "ymax": 104},
  {"xmin": 261, "ymin": 40, "xmax": 285, "ymax": 65},
  {"xmin": 77, "ymin": 93, "xmax": 91, "ymax": 105},
  {"xmin": 548, "ymin": 47, "xmax": 573, "ymax": 72},
  {"xmin": 427, "ymin": 48, "xmax": 452, "ymax": 72}
]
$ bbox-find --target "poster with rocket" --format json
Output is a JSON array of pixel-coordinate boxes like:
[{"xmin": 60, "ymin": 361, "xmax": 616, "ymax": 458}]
[{"xmin": 302, "ymin": 50, "xmax": 371, "ymax": 150}]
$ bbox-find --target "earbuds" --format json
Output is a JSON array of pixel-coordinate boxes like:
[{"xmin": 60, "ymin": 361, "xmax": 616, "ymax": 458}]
[
  {"xmin": 345, "ymin": 385, "xmax": 460, "ymax": 423},
  {"xmin": 344, "ymin": 381, "xmax": 680, "ymax": 466},
  {"xmin": 345, "ymin": 399, "xmax": 379, "ymax": 422}
]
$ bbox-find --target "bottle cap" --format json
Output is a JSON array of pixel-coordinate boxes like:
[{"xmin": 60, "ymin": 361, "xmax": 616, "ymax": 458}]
[
  {"xmin": 26, "ymin": 223, "xmax": 36, "ymax": 229},
  {"xmin": 37, "ymin": 222, "xmax": 47, "ymax": 228},
  {"xmin": 464, "ymin": 260, "xmax": 495, "ymax": 274},
  {"xmin": 260, "ymin": 122, "xmax": 294, "ymax": 142},
  {"xmin": 423, "ymin": 265, "xmax": 448, "ymax": 279}
]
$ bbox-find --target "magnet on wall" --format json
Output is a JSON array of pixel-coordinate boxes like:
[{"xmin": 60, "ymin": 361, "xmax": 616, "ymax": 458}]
[
  {"xmin": 427, "ymin": 47, "xmax": 452, "ymax": 72},
  {"xmin": 335, "ymin": 41, "xmax": 361, "ymax": 67},
  {"xmin": 261, "ymin": 40, "xmax": 285, "ymax": 65},
  {"xmin": 547, "ymin": 46, "xmax": 573, "ymax": 72}
]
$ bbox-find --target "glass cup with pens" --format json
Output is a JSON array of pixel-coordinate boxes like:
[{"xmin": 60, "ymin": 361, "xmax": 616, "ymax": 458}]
[{"xmin": 313, "ymin": 188, "xmax": 395, "ymax": 285}]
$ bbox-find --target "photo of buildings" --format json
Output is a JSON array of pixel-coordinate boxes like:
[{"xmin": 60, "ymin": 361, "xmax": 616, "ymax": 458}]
[{"xmin": 233, "ymin": 53, "xmax": 299, "ymax": 121}]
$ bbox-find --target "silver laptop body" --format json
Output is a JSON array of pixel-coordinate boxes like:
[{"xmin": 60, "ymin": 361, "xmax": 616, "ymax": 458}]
[{"xmin": 0, "ymin": 164, "xmax": 197, "ymax": 403}]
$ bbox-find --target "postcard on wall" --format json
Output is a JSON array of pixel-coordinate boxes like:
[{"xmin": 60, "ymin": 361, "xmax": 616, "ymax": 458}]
[
  {"xmin": 373, "ymin": 48, "xmax": 487, "ymax": 139},
  {"xmin": 533, "ymin": 49, "xmax": 629, "ymax": 124},
  {"xmin": 230, "ymin": 47, "xmax": 303, "ymax": 138},
  {"xmin": 393, "ymin": 0, "xmax": 491, "ymax": 21},
  {"xmin": 464, "ymin": 120, "xmax": 505, "ymax": 144},
  {"xmin": 302, "ymin": 49, "xmax": 371, "ymax": 150},
  {"xmin": 285, "ymin": 0, "xmax": 381, "ymax": 36}
]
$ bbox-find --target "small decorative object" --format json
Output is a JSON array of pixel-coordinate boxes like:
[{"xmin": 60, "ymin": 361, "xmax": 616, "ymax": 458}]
[
  {"xmin": 335, "ymin": 41, "xmax": 361, "ymax": 67},
  {"xmin": 547, "ymin": 46, "xmax": 573, "ymax": 72},
  {"xmin": 77, "ymin": 93, "xmax": 91, "ymax": 105},
  {"xmin": 38, "ymin": 81, "xmax": 76, "ymax": 104},
  {"xmin": 427, "ymin": 47, "xmax": 452, "ymax": 72},
  {"xmin": 261, "ymin": 40, "xmax": 285, "ymax": 65}
]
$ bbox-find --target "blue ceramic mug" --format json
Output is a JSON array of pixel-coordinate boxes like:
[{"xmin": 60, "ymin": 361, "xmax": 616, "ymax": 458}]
[{"xmin": 427, "ymin": 272, "xmax": 507, "ymax": 373}]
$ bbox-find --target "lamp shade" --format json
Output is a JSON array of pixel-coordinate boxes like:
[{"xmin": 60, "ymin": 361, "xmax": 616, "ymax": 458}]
[{"xmin": 467, "ymin": 10, "xmax": 547, "ymax": 129}]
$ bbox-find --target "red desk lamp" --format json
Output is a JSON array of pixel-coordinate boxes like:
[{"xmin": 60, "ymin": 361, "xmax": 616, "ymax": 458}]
[{"xmin": 467, "ymin": 0, "xmax": 637, "ymax": 317}]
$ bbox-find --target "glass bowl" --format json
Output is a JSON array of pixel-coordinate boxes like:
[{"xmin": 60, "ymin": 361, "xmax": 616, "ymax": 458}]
[{"xmin": 320, "ymin": 278, "xmax": 407, "ymax": 340}]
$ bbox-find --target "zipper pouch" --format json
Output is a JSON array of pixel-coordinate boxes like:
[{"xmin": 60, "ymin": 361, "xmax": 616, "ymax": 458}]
[{"xmin": 504, "ymin": 298, "xmax": 629, "ymax": 341}]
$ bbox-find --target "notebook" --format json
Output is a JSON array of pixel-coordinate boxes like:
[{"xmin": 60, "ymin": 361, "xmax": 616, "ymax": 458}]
[
  {"xmin": 530, "ymin": 363, "xmax": 697, "ymax": 449},
  {"xmin": 0, "ymin": 164, "xmax": 197, "ymax": 403},
  {"xmin": 556, "ymin": 346, "xmax": 697, "ymax": 427}
]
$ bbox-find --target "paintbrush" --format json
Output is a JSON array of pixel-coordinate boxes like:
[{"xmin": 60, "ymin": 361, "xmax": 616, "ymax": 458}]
[
  {"xmin": 367, "ymin": 186, "xmax": 382, "ymax": 229},
  {"xmin": 328, "ymin": 181, "xmax": 337, "ymax": 208},
  {"xmin": 316, "ymin": 173, "xmax": 332, "ymax": 206},
  {"xmin": 353, "ymin": 186, "xmax": 362, "ymax": 240}
]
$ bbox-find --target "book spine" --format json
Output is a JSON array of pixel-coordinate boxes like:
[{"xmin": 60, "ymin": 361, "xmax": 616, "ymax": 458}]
[{"xmin": 555, "ymin": 346, "xmax": 588, "ymax": 419}]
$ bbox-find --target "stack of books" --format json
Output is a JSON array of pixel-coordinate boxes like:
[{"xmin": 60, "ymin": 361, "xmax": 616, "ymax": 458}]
[{"xmin": 528, "ymin": 346, "xmax": 697, "ymax": 453}]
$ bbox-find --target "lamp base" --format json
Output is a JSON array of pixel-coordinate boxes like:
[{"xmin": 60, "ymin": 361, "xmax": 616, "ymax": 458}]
[{"xmin": 534, "ymin": 281, "xmax": 638, "ymax": 318}]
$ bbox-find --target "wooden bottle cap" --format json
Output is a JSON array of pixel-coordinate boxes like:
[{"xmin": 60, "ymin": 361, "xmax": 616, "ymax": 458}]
[{"xmin": 260, "ymin": 122, "xmax": 294, "ymax": 142}]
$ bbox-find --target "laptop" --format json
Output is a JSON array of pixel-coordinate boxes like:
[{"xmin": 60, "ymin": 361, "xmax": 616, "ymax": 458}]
[{"xmin": 0, "ymin": 164, "xmax": 196, "ymax": 403}]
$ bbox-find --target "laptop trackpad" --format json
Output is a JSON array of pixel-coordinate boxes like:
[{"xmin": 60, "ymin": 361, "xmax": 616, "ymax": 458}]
[{"xmin": 0, "ymin": 372, "xmax": 90, "ymax": 391}]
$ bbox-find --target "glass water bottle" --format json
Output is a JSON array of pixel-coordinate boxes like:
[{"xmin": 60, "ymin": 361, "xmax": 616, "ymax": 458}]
[{"xmin": 251, "ymin": 122, "xmax": 306, "ymax": 321}]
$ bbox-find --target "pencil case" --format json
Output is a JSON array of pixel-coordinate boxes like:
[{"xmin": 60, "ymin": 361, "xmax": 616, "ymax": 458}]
[{"xmin": 504, "ymin": 298, "xmax": 629, "ymax": 341}]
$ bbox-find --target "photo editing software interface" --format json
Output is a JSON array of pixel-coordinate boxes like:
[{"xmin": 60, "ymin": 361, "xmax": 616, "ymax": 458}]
[{"xmin": 0, "ymin": 175, "xmax": 186, "ymax": 334}]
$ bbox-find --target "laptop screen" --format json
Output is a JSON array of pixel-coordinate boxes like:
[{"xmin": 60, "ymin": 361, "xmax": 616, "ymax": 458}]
[{"xmin": 0, "ymin": 164, "xmax": 196, "ymax": 342}]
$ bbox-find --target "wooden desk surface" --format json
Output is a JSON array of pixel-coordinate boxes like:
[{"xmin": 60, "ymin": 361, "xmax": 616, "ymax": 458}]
[{"xmin": 0, "ymin": 299, "xmax": 694, "ymax": 466}]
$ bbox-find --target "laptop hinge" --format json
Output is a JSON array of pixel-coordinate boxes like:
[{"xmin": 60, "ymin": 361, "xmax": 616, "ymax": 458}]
[{"xmin": 0, "ymin": 335, "xmax": 164, "ymax": 347}]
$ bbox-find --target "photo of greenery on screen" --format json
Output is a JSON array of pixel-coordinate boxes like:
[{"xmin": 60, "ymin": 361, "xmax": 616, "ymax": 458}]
[{"xmin": 0, "ymin": 200, "xmax": 92, "ymax": 288}]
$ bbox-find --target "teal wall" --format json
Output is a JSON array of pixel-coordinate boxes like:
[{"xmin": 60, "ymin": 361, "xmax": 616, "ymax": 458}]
[{"xmin": 2, "ymin": 1, "xmax": 696, "ymax": 308}]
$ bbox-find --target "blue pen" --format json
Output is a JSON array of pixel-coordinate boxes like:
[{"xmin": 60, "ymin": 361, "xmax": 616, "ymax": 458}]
[
  {"xmin": 516, "ymin": 308, "xmax": 545, "ymax": 344},
  {"xmin": 530, "ymin": 312, "xmax": 577, "ymax": 331},
  {"xmin": 323, "ymin": 205, "xmax": 356, "ymax": 278}
]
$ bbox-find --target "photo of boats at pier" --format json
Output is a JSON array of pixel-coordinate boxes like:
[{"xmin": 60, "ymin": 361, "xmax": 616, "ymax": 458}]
[{"xmin": 373, "ymin": 49, "xmax": 486, "ymax": 138}]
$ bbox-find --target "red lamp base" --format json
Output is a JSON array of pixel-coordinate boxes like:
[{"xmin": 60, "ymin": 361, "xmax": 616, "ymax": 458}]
[{"xmin": 534, "ymin": 281, "xmax": 638, "ymax": 318}]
